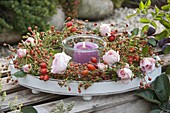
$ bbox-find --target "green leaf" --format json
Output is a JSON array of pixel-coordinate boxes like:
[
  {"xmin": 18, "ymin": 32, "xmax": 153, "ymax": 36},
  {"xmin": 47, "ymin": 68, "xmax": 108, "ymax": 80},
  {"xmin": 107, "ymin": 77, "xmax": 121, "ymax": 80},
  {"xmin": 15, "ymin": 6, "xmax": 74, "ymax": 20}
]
[
  {"xmin": 142, "ymin": 25, "xmax": 149, "ymax": 32},
  {"xmin": 155, "ymin": 6, "xmax": 159, "ymax": 14},
  {"xmin": 160, "ymin": 102, "xmax": 170, "ymax": 110},
  {"xmin": 168, "ymin": 0, "xmax": 170, "ymax": 3},
  {"xmin": 145, "ymin": 0, "xmax": 151, "ymax": 7},
  {"xmin": 149, "ymin": 109, "xmax": 161, "ymax": 113},
  {"xmin": 142, "ymin": 46, "xmax": 149, "ymax": 54},
  {"xmin": 126, "ymin": 14, "xmax": 136, "ymax": 19},
  {"xmin": 21, "ymin": 106, "xmax": 38, "ymax": 113},
  {"xmin": 126, "ymin": 8, "xmax": 140, "ymax": 19},
  {"xmin": 166, "ymin": 17, "xmax": 170, "ymax": 22},
  {"xmin": 163, "ymin": 44, "xmax": 170, "ymax": 54},
  {"xmin": 151, "ymin": 12, "xmax": 155, "ymax": 17},
  {"xmin": 131, "ymin": 28, "xmax": 139, "ymax": 36},
  {"xmin": 160, "ymin": 19, "xmax": 170, "ymax": 29},
  {"xmin": 154, "ymin": 16, "xmax": 162, "ymax": 21},
  {"xmin": 13, "ymin": 71, "xmax": 26, "ymax": 78},
  {"xmin": 157, "ymin": 12, "xmax": 165, "ymax": 17},
  {"xmin": 139, "ymin": 1, "xmax": 145, "ymax": 10},
  {"xmin": 153, "ymin": 74, "xmax": 170, "ymax": 103},
  {"xmin": 166, "ymin": 14, "xmax": 170, "ymax": 21},
  {"xmin": 135, "ymin": 89, "xmax": 161, "ymax": 105},
  {"xmin": 155, "ymin": 30, "xmax": 169, "ymax": 40},
  {"xmin": 140, "ymin": 18, "xmax": 150, "ymax": 23},
  {"xmin": 161, "ymin": 4, "xmax": 170, "ymax": 11},
  {"xmin": 112, "ymin": 75, "xmax": 117, "ymax": 81},
  {"xmin": 151, "ymin": 21, "xmax": 157, "ymax": 29},
  {"xmin": 167, "ymin": 0, "xmax": 170, "ymax": 3},
  {"xmin": 165, "ymin": 65, "xmax": 170, "ymax": 74},
  {"xmin": 148, "ymin": 38, "xmax": 157, "ymax": 46},
  {"xmin": 141, "ymin": 10, "xmax": 147, "ymax": 14}
]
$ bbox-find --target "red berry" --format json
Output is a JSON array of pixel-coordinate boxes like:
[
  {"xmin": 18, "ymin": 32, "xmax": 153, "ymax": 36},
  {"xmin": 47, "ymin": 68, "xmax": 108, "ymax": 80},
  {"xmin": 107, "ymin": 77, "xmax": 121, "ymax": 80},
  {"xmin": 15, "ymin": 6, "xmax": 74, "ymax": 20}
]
[
  {"xmin": 40, "ymin": 63, "xmax": 47, "ymax": 68},
  {"xmin": 39, "ymin": 75, "xmax": 44, "ymax": 80},
  {"xmin": 28, "ymin": 27, "xmax": 32, "ymax": 31},
  {"xmin": 128, "ymin": 56, "xmax": 133, "ymax": 62},
  {"xmin": 78, "ymin": 89, "xmax": 81, "ymax": 93},
  {"xmin": 148, "ymin": 77, "xmax": 152, "ymax": 81},
  {"xmin": 109, "ymin": 36, "xmax": 115, "ymax": 42},
  {"xmin": 111, "ymin": 30, "xmax": 117, "ymax": 35},
  {"xmin": 66, "ymin": 22, "xmax": 73, "ymax": 27},
  {"xmin": 87, "ymin": 64, "xmax": 96, "ymax": 71},
  {"xmin": 34, "ymin": 26, "xmax": 38, "ymax": 29},
  {"xmin": 129, "ymin": 61, "xmax": 133, "ymax": 65},
  {"xmin": 70, "ymin": 27, "xmax": 77, "ymax": 33},
  {"xmin": 146, "ymin": 84, "xmax": 151, "ymax": 88},
  {"xmin": 94, "ymin": 22, "xmax": 97, "ymax": 26},
  {"xmin": 67, "ymin": 17, "xmax": 71, "ymax": 20},
  {"xmin": 129, "ymin": 47, "xmax": 135, "ymax": 53},
  {"xmin": 81, "ymin": 70, "xmax": 89, "ymax": 76},
  {"xmin": 40, "ymin": 68, "xmax": 47, "ymax": 74},
  {"xmin": 140, "ymin": 81, "xmax": 143, "ymax": 86},
  {"xmin": 133, "ymin": 55, "xmax": 139, "ymax": 62},
  {"xmin": 40, "ymin": 32, "xmax": 44, "ymax": 36},
  {"xmin": 143, "ymin": 86, "xmax": 146, "ymax": 89},
  {"xmin": 91, "ymin": 57, "xmax": 98, "ymax": 63},
  {"xmin": 51, "ymin": 26, "xmax": 55, "ymax": 30},
  {"xmin": 44, "ymin": 75, "xmax": 49, "ymax": 81},
  {"xmin": 68, "ymin": 87, "xmax": 71, "ymax": 91},
  {"xmin": 139, "ymin": 86, "xmax": 143, "ymax": 89},
  {"xmin": 56, "ymin": 30, "xmax": 60, "ymax": 34},
  {"xmin": 14, "ymin": 65, "xmax": 18, "ymax": 68}
]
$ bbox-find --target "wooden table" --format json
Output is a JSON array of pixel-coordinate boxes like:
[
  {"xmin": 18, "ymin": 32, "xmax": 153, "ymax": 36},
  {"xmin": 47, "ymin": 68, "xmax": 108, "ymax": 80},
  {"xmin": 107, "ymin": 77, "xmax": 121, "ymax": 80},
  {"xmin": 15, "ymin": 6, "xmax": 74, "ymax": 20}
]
[{"xmin": 1, "ymin": 49, "xmax": 170, "ymax": 113}]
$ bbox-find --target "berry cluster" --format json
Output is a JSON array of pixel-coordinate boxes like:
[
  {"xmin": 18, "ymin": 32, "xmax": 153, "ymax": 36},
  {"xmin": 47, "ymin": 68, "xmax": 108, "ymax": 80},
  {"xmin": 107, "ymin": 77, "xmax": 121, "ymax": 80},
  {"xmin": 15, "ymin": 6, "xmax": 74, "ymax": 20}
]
[{"xmin": 7, "ymin": 18, "xmax": 163, "ymax": 92}]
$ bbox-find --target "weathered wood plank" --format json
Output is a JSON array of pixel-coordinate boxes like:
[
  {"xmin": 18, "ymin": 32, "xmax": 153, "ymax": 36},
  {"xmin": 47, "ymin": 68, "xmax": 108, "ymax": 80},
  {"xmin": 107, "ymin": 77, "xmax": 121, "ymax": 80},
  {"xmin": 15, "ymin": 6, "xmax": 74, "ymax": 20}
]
[
  {"xmin": 1, "ymin": 77, "xmax": 25, "ymax": 94},
  {"xmin": 154, "ymin": 46, "xmax": 162, "ymax": 53},
  {"xmin": 33, "ymin": 91, "xmax": 140, "ymax": 113},
  {"xmin": 0, "ymin": 58, "xmax": 10, "ymax": 77},
  {"xmin": 159, "ymin": 54, "xmax": 170, "ymax": 66},
  {"xmin": 1, "ymin": 89, "xmax": 66, "ymax": 112},
  {"xmin": 95, "ymin": 99, "xmax": 151, "ymax": 113}
]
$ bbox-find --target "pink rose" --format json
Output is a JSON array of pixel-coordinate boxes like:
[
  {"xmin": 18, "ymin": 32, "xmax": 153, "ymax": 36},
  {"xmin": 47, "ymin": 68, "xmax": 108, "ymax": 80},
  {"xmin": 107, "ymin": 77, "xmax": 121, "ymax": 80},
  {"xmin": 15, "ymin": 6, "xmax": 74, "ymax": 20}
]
[
  {"xmin": 103, "ymin": 50, "xmax": 120, "ymax": 65},
  {"xmin": 99, "ymin": 24, "xmax": 111, "ymax": 37},
  {"xmin": 140, "ymin": 58, "xmax": 156, "ymax": 73},
  {"xmin": 97, "ymin": 63, "xmax": 108, "ymax": 70},
  {"xmin": 22, "ymin": 64, "xmax": 32, "ymax": 73},
  {"xmin": 124, "ymin": 63, "xmax": 130, "ymax": 68},
  {"xmin": 51, "ymin": 52, "xmax": 71, "ymax": 74},
  {"xmin": 25, "ymin": 37, "xmax": 35, "ymax": 46},
  {"xmin": 17, "ymin": 49, "xmax": 27, "ymax": 58},
  {"xmin": 117, "ymin": 68, "xmax": 133, "ymax": 83}
]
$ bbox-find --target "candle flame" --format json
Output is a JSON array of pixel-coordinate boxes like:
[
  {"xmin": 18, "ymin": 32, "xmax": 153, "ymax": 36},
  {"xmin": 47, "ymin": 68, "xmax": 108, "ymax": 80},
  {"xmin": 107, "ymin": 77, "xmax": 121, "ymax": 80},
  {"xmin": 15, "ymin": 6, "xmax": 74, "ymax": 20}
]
[{"xmin": 82, "ymin": 42, "xmax": 86, "ymax": 49}]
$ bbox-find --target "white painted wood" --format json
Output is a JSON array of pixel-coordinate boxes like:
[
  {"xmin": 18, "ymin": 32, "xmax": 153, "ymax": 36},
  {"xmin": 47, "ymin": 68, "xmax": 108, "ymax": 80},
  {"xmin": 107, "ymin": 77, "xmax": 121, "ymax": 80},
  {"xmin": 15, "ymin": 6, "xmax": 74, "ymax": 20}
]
[
  {"xmin": 83, "ymin": 96, "xmax": 93, "ymax": 101},
  {"xmin": 32, "ymin": 89, "xmax": 40, "ymax": 94},
  {"xmin": 10, "ymin": 65, "xmax": 161, "ymax": 99}
]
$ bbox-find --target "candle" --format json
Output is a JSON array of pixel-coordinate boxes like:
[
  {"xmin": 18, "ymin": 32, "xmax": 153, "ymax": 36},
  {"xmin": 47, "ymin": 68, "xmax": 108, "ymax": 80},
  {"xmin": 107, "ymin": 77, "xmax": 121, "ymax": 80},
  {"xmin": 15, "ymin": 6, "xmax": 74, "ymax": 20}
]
[{"xmin": 73, "ymin": 42, "xmax": 99, "ymax": 64}]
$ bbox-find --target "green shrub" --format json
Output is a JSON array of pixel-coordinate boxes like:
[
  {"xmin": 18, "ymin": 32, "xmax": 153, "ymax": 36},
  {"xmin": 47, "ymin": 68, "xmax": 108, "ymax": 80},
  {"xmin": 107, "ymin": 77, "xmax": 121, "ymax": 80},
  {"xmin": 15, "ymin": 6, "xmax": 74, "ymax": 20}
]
[{"xmin": 0, "ymin": 0, "xmax": 58, "ymax": 35}]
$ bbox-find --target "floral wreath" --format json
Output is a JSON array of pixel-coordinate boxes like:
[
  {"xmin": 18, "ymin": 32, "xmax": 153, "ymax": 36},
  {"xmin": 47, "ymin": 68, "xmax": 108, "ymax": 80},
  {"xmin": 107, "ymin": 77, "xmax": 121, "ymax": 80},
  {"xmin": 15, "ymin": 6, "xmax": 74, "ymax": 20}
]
[{"xmin": 8, "ymin": 18, "xmax": 163, "ymax": 92}]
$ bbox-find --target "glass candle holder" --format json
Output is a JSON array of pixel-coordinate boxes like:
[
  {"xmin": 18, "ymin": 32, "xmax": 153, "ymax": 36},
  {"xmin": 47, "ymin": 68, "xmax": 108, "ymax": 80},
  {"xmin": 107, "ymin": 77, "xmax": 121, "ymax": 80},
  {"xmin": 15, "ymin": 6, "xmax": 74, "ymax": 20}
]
[{"xmin": 62, "ymin": 35, "xmax": 106, "ymax": 64}]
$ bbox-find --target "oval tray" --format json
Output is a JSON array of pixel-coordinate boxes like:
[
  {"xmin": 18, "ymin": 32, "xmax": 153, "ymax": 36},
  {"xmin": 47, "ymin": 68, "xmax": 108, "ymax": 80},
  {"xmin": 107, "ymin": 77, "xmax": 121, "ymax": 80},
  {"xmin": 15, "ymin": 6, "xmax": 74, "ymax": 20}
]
[{"xmin": 10, "ymin": 65, "xmax": 162, "ymax": 100}]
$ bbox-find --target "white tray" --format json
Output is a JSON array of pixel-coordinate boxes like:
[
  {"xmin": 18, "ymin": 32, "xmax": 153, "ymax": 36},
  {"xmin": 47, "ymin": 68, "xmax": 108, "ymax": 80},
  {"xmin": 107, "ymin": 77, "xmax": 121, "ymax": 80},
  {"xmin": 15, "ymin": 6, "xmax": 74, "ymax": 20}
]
[{"xmin": 10, "ymin": 65, "xmax": 161, "ymax": 101}]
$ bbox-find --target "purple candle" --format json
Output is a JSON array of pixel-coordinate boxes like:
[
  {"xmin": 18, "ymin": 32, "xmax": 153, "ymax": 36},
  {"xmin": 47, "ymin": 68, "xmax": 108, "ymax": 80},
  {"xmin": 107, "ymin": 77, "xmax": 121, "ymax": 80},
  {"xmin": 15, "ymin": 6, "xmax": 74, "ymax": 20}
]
[{"xmin": 73, "ymin": 42, "xmax": 99, "ymax": 64}]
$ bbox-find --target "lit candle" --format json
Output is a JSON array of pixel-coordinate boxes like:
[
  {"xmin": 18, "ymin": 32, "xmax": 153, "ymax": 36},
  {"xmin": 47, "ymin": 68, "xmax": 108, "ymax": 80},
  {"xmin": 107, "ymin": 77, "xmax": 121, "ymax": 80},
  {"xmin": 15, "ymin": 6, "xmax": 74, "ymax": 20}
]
[{"xmin": 73, "ymin": 42, "xmax": 99, "ymax": 64}]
